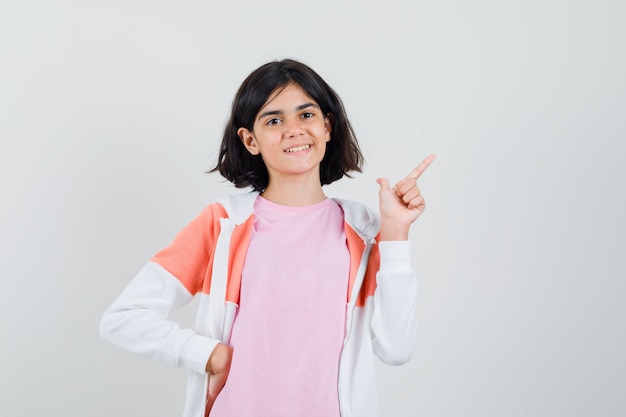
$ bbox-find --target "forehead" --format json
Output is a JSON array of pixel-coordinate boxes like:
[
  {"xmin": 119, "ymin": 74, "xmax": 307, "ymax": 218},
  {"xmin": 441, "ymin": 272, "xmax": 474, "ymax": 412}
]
[{"xmin": 259, "ymin": 82, "xmax": 318, "ymax": 111}]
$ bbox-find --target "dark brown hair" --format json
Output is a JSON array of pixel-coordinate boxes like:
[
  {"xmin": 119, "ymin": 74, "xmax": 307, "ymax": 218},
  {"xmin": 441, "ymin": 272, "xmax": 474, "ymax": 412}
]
[{"xmin": 211, "ymin": 59, "xmax": 363, "ymax": 191}]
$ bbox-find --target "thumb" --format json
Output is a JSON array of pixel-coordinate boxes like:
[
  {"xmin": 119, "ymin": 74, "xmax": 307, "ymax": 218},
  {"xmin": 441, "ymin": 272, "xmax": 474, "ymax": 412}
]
[{"xmin": 376, "ymin": 177, "xmax": 391, "ymax": 192}]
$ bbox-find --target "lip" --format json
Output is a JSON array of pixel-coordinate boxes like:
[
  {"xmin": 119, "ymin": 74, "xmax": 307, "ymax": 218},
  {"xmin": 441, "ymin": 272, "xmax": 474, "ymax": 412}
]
[{"xmin": 283, "ymin": 144, "xmax": 312, "ymax": 153}]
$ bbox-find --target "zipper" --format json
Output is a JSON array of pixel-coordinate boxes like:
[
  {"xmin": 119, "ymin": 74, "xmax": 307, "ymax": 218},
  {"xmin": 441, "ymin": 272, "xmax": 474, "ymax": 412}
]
[
  {"xmin": 337, "ymin": 242, "xmax": 373, "ymax": 416},
  {"xmin": 207, "ymin": 218, "xmax": 235, "ymax": 342}
]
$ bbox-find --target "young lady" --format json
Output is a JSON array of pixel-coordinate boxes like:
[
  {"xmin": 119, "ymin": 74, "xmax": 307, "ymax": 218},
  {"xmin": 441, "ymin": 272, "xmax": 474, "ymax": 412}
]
[{"xmin": 101, "ymin": 58, "xmax": 435, "ymax": 417}]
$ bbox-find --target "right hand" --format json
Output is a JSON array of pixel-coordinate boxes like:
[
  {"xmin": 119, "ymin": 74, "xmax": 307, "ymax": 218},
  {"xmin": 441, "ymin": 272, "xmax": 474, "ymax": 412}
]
[{"xmin": 205, "ymin": 344, "xmax": 233, "ymax": 416}]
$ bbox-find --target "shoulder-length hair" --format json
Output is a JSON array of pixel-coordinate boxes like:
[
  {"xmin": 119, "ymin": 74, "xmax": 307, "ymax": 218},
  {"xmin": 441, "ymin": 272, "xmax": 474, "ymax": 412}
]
[{"xmin": 211, "ymin": 59, "xmax": 364, "ymax": 191}]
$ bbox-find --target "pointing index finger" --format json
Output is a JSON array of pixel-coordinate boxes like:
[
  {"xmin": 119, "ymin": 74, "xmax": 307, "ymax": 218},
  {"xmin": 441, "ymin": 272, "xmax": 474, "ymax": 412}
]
[{"xmin": 406, "ymin": 154, "xmax": 436, "ymax": 180}]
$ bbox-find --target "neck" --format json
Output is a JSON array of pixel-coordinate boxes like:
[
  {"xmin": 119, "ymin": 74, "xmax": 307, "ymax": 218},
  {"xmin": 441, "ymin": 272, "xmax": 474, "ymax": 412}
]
[{"xmin": 261, "ymin": 176, "xmax": 326, "ymax": 207}]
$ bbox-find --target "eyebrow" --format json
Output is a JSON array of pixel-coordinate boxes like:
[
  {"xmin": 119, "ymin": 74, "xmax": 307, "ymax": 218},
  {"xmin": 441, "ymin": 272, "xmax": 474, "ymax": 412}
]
[{"xmin": 257, "ymin": 102, "xmax": 319, "ymax": 121}]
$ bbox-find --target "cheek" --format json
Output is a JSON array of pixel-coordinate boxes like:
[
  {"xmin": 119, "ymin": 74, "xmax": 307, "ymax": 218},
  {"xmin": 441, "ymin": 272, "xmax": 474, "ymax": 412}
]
[
  {"xmin": 269, "ymin": 138, "xmax": 282, "ymax": 149},
  {"xmin": 315, "ymin": 124, "xmax": 331, "ymax": 142},
  {"xmin": 257, "ymin": 134, "xmax": 280, "ymax": 150}
]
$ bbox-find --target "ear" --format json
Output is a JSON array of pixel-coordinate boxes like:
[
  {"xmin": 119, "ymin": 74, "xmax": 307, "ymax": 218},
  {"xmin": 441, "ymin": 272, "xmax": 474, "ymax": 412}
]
[
  {"xmin": 238, "ymin": 127, "xmax": 260, "ymax": 155},
  {"xmin": 324, "ymin": 113, "xmax": 333, "ymax": 142}
]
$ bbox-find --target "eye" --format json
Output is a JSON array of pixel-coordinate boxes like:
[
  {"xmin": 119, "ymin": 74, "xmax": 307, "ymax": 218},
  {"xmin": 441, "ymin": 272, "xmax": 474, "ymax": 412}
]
[
  {"xmin": 266, "ymin": 118, "xmax": 281, "ymax": 125},
  {"xmin": 301, "ymin": 112, "xmax": 314, "ymax": 119}
]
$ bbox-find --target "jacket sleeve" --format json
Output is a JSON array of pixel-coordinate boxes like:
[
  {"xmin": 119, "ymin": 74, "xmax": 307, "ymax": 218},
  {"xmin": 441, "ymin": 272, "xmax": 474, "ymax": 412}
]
[
  {"xmin": 99, "ymin": 206, "xmax": 221, "ymax": 375},
  {"xmin": 370, "ymin": 240, "xmax": 418, "ymax": 366}
]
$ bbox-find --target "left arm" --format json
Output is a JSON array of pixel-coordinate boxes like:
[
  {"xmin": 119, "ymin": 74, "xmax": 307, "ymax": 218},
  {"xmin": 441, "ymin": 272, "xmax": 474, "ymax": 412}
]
[{"xmin": 371, "ymin": 154, "xmax": 436, "ymax": 364}]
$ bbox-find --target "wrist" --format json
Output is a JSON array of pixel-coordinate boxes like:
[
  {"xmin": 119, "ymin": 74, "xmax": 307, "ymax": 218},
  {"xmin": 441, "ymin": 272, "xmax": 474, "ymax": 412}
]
[{"xmin": 379, "ymin": 221, "xmax": 409, "ymax": 241}]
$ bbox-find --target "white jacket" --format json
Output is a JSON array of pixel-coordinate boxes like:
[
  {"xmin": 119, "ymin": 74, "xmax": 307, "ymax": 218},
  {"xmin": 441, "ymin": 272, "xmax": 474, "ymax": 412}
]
[{"xmin": 100, "ymin": 192, "xmax": 418, "ymax": 417}]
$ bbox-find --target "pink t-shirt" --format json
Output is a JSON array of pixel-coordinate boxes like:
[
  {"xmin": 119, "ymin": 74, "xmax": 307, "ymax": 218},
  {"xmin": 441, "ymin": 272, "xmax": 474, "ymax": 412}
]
[{"xmin": 210, "ymin": 196, "xmax": 350, "ymax": 417}]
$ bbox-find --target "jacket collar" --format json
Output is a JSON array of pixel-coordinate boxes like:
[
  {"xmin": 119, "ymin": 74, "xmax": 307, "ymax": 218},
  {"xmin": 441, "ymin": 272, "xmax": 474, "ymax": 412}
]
[{"xmin": 217, "ymin": 191, "xmax": 379, "ymax": 244}]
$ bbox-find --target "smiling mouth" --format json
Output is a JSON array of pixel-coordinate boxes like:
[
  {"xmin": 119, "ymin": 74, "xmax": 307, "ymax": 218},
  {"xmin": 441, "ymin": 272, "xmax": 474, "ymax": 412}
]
[{"xmin": 284, "ymin": 144, "xmax": 311, "ymax": 153}]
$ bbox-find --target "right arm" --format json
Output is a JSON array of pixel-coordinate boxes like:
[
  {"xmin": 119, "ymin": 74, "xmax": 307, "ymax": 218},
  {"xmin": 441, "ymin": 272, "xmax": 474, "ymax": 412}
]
[
  {"xmin": 99, "ymin": 204, "xmax": 227, "ymax": 374},
  {"xmin": 99, "ymin": 261, "xmax": 221, "ymax": 374}
]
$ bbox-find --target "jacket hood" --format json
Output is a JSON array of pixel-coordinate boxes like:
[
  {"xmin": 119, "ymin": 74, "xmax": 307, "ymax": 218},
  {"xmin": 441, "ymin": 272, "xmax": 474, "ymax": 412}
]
[{"xmin": 331, "ymin": 197, "xmax": 379, "ymax": 244}]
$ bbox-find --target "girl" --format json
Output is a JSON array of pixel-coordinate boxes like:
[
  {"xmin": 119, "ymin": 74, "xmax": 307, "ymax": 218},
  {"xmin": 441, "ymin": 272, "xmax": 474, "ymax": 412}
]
[{"xmin": 100, "ymin": 58, "xmax": 435, "ymax": 417}]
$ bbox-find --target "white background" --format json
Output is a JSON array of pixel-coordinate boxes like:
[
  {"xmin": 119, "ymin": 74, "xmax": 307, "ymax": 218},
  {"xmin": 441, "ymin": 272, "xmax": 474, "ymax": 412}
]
[{"xmin": 1, "ymin": 1, "xmax": 625, "ymax": 416}]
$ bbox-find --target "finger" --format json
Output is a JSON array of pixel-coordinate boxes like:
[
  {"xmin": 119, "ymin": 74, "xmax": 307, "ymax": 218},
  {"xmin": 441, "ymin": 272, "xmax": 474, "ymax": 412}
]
[
  {"xmin": 401, "ymin": 193, "xmax": 425, "ymax": 211},
  {"xmin": 407, "ymin": 195, "xmax": 425, "ymax": 211},
  {"xmin": 405, "ymin": 154, "xmax": 436, "ymax": 180},
  {"xmin": 377, "ymin": 177, "xmax": 391, "ymax": 191},
  {"xmin": 394, "ymin": 177, "xmax": 420, "ymax": 195},
  {"xmin": 401, "ymin": 187, "xmax": 421, "ymax": 205}
]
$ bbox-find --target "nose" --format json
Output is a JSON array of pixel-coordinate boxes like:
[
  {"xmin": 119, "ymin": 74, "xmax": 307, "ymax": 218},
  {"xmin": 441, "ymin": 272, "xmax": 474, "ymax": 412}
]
[{"xmin": 283, "ymin": 116, "xmax": 303, "ymax": 138}]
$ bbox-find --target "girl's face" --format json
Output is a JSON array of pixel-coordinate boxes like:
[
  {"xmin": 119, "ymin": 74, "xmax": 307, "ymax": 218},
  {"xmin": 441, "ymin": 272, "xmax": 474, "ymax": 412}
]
[{"xmin": 238, "ymin": 83, "xmax": 331, "ymax": 186}]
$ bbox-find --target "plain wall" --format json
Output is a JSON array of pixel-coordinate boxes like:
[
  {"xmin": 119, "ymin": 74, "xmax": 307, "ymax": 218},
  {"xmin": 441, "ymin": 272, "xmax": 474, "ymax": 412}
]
[{"xmin": 1, "ymin": 1, "xmax": 624, "ymax": 416}]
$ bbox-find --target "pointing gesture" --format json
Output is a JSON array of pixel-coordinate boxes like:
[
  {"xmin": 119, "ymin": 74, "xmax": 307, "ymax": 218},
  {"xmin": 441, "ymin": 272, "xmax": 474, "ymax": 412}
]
[{"xmin": 376, "ymin": 154, "xmax": 436, "ymax": 241}]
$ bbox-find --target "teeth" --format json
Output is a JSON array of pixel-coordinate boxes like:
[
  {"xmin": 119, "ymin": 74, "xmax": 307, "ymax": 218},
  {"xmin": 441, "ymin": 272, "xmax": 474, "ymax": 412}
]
[{"xmin": 285, "ymin": 144, "xmax": 310, "ymax": 153}]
